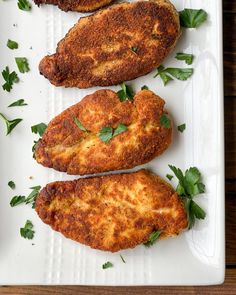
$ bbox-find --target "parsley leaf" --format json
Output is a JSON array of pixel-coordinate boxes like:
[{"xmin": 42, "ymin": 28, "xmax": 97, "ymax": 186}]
[
  {"xmin": 7, "ymin": 39, "xmax": 18, "ymax": 50},
  {"xmin": 31, "ymin": 123, "xmax": 47, "ymax": 137},
  {"xmin": 141, "ymin": 85, "xmax": 149, "ymax": 90},
  {"xmin": 10, "ymin": 195, "xmax": 26, "ymax": 207},
  {"xmin": 117, "ymin": 82, "xmax": 134, "ymax": 102},
  {"xmin": 143, "ymin": 230, "xmax": 161, "ymax": 247},
  {"xmin": 154, "ymin": 65, "xmax": 193, "ymax": 86},
  {"xmin": 99, "ymin": 124, "xmax": 128, "ymax": 143},
  {"xmin": 17, "ymin": 0, "xmax": 31, "ymax": 11},
  {"xmin": 179, "ymin": 9, "xmax": 208, "ymax": 28},
  {"xmin": 15, "ymin": 57, "xmax": 30, "ymax": 73},
  {"xmin": 0, "ymin": 113, "xmax": 22, "ymax": 135},
  {"xmin": 8, "ymin": 181, "xmax": 16, "ymax": 189},
  {"xmin": 166, "ymin": 174, "xmax": 173, "ymax": 181},
  {"xmin": 175, "ymin": 53, "xmax": 194, "ymax": 65},
  {"xmin": 102, "ymin": 261, "xmax": 113, "ymax": 269},
  {"xmin": 2, "ymin": 66, "xmax": 19, "ymax": 92},
  {"xmin": 74, "ymin": 117, "xmax": 88, "ymax": 132},
  {"xmin": 178, "ymin": 124, "xmax": 186, "ymax": 133},
  {"xmin": 168, "ymin": 165, "xmax": 206, "ymax": 229},
  {"xmin": 113, "ymin": 123, "xmax": 127, "ymax": 137},
  {"xmin": 32, "ymin": 139, "xmax": 39, "ymax": 159},
  {"xmin": 8, "ymin": 99, "xmax": 28, "ymax": 107},
  {"xmin": 20, "ymin": 220, "xmax": 34, "ymax": 240},
  {"xmin": 160, "ymin": 114, "xmax": 171, "ymax": 129},
  {"xmin": 120, "ymin": 255, "xmax": 126, "ymax": 263},
  {"xmin": 131, "ymin": 46, "xmax": 138, "ymax": 53}
]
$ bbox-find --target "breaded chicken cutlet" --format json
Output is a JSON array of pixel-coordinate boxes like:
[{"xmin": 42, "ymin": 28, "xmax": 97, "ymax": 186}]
[
  {"xmin": 39, "ymin": 0, "xmax": 181, "ymax": 88},
  {"xmin": 35, "ymin": 169, "xmax": 188, "ymax": 252},
  {"xmin": 34, "ymin": 0, "xmax": 114, "ymax": 12},
  {"xmin": 34, "ymin": 89, "xmax": 172, "ymax": 175}
]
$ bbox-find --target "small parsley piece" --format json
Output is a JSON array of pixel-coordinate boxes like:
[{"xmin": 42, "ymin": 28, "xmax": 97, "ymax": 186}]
[
  {"xmin": 2, "ymin": 66, "xmax": 19, "ymax": 92},
  {"xmin": 25, "ymin": 186, "xmax": 41, "ymax": 208},
  {"xmin": 175, "ymin": 53, "xmax": 194, "ymax": 65},
  {"xmin": 8, "ymin": 181, "xmax": 16, "ymax": 189},
  {"xmin": 141, "ymin": 85, "xmax": 149, "ymax": 90},
  {"xmin": 154, "ymin": 65, "xmax": 193, "ymax": 86},
  {"xmin": 168, "ymin": 165, "xmax": 206, "ymax": 229},
  {"xmin": 113, "ymin": 123, "xmax": 127, "ymax": 137},
  {"xmin": 166, "ymin": 174, "xmax": 173, "ymax": 181},
  {"xmin": 32, "ymin": 139, "xmax": 39, "ymax": 159},
  {"xmin": 15, "ymin": 57, "xmax": 30, "ymax": 73},
  {"xmin": 99, "ymin": 127, "xmax": 113, "ymax": 143},
  {"xmin": 20, "ymin": 220, "xmax": 34, "ymax": 240},
  {"xmin": 74, "ymin": 117, "xmax": 87, "ymax": 132},
  {"xmin": 178, "ymin": 124, "xmax": 186, "ymax": 133},
  {"xmin": 144, "ymin": 230, "xmax": 161, "ymax": 247},
  {"xmin": 7, "ymin": 39, "xmax": 18, "ymax": 50},
  {"xmin": 102, "ymin": 261, "xmax": 113, "ymax": 269},
  {"xmin": 8, "ymin": 99, "xmax": 28, "ymax": 107},
  {"xmin": 10, "ymin": 195, "xmax": 26, "ymax": 207},
  {"xmin": 160, "ymin": 114, "xmax": 171, "ymax": 129},
  {"xmin": 117, "ymin": 82, "xmax": 134, "ymax": 102},
  {"xmin": 131, "ymin": 46, "xmax": 138, "ymax": 53},
  {"xmin": 179, "ymin": 9, "xmax": 208, "ymax": 28},
  {"xmin": 99, "ymin": 124, "xmax": 128, "ymax": 143},
  {"xmin": 120, "ymin": 255, "xmax": 126, "ymax": 263},
  {"xmin": 17, "ymin": 0, "xmax": 31, "ymax": 11},
  {"xmin": 0, "ymin": 113, "xmax": 22, "ymax": 135},
  {"xmin": 31, "ymin": 123, "xmax": 47, "ymax": 137}
]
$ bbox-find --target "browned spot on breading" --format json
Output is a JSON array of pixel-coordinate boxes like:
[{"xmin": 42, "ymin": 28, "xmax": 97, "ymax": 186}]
[
  {"xmin": 35, "ymin": 170, "xmax": 188, "ymax": 252},
  {"xmin": 34, "ymin": 0, "xmax": 114, "ymax": 12},
  {"xmin": 34, "ymin": 89, "xmax": 172, "ymax": 175},
  {"xmin": 39, "ymin": 0, "xmax": 181, "ymax": 88}
]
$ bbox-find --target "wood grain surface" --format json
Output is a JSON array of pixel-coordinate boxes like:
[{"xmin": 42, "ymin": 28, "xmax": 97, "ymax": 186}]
[{"xmin": 1, "ymin": 0, "xmax": 236, "ymax": 294}]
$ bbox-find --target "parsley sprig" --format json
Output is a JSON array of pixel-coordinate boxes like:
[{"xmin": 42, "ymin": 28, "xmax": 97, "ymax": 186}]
[
  {"xmin": 15, "ymin": 57, "xmax": 30, "ymax": 73},
  {"xmin": 175, "ymin": 53, "xmax": 194, "ymax": 65},
  {"xmin": 1, "ymin": 66, "xmax": 19, "ymax": 92},
  {"xmin": 160, "ymin": 114, "xmax": 171, "ymax": 129},
  {"xmin": 8, "ymin": 99, "xmax": 28, "ymax": 107},
  {"xmin": 74, "ymin": 117, "xmax": 88, "ymax": 132},
  {"xmin": 0, "ymin": 113, "xmax": 22, "ymax": 135},
  {"xmin": 7, "ymin": 39, "xmax": 18, "ymax": 50},
  {"xmin": 18, "ymin": 0, "xmax": 31, "ymax": 11},
  {"xmin": 102, "ymin": 261, "xmax": 113, "ymax": 269},
  {"xmin": 154, "ymin": 65, "xmax": 193, "ymax": 86},
  {"xmin": 117, "ymin": 82, "xmax": 134, "ymax": 101},
  {"xmin": 144, "ymin": 230, "xmax": 162, "ymax": 247},
  {"xmin": 31, "ymin": 123, "xmax": 47, "ymax": 137},
  {"xmin": 10, "ymin": 185, "xmax": 41, "ymax": 208},
  {"xmin": 179, "ymin": 9, "xmax": 208, "ymax": 28},
  {"xmin": 169, "ymin": 165, "xmax": 206, "ymax": 229},
  {"xmin": 20, "ymin": 220, "xmax": 34, "ymax": 240},
  {"xmin": 8, "ymin": 181, "xmax": 16, "ymax": 189},
  {"xmin": 99, "ymin": 123, "xmax": 127, "ymax": 143}
]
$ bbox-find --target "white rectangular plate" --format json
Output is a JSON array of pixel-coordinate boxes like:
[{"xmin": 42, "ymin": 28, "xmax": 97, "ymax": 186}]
[{"xmin": 0, "ymin": 0, "xmax": 224, "ymax": 286}]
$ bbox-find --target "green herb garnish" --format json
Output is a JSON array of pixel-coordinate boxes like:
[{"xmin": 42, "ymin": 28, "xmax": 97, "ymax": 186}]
[
  {"xmin": 7, "ymin": 39, "xmax": 18, "ymax": 50},
  {"xmin": 169, "ymin": 165, "xmax": 206, "ymax": 229},
  {"xmin": 178, "ymin": 124, "xmax": 186, "ymax": 133},
  {"xmin": 144, "ymin": 230, "xmax": 161, "ymax": 247},
  {"xmin": 8, "ymin": 181, "xmax": 16, "ymax": 189},
  {"xmin": 8, "ymin": 99, "xmax": 27, "ymax": 107},
  {"xmin": 2, "ymin": 66, "xmax": 19, "ymax": 92},
  {"xmin": 99, "ymin": 124, "xmax": 128, "ymax": 143},
  {"xmin": 74, "ymin": 117, "xmax": 88, "ymax": 132},
  {"xmin": 10, "ymin": 195, "xmax": 26, "ymax": 207},
  {"xmin": 166, "ymin": 174, "xmax": 173, "ymax": 181},
  {"xmin": 117, "ymin": 82, "xmax": 134, "ymax": 102},
  {"xmin": 17, "ymin": 0, "xmax": 31, "ymax": 11},
  {"xmin": 15, "ymin": 57, "xmax": 30, "ymax": 73},
  {"xmin": 31, "ymin": 123, "xmax": 47, "ymax": 137},
  {"xmin": 160, "ymin": 114, "xmax": 171, "ymax": 129},
  {"xmin": 20, "ymin": 220, "xmax": 34, "ymax": 240},
  {"xmin": 179, "ymin": 9, "xmax": 208, "ymax": 28},
  {"xmin": 120, "ymin": 255, "xmax": 126, "ymax": 263},
  {"xmin": 131, "ymin": 46, "xmax": 138, "ymax": 53},
  {"xmin": 0, "ymin": 113, "xmax": 22, "ymax": 135},
  {"xmin": 102, "ymin": 261, "xmax": 113, "ymax": 269},
  {"xmin": 32, "ymin": 139, "xmax": 39, "ymax": 159},
  {"xmin": 154, "ymin": 65, "xmax": 193, "ymax": 86},
  {"xmin": 10, "ymin": 185, "xmax": 41, "ymax": 208},
  {"xmin": 141, "ymin": 85, "xmax": 149, "ymax": 90},
  {"xmin": 175, "ymin": 53, "xmax": 194, "ymax": 65}
]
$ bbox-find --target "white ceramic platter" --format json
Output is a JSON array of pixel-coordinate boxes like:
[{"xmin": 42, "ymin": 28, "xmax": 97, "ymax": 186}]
[{"xmin": 0, "ymin": 0, "xmax": 224, "ymax": 285}]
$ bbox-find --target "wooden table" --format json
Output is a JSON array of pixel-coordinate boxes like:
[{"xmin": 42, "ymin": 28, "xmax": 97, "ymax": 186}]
[{"xmin": 2, "ymin": 1, "xmax": 236, "ymax": 294}]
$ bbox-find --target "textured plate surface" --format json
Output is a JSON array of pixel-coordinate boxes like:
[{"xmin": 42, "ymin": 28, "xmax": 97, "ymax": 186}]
[{"xmin": 0, "ymin": 0, "xmax": 224, "ymax": 285}]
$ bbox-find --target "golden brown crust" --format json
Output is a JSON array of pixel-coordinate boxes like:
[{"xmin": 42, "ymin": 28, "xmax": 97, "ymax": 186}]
[
  {"xmin": 34, "ymin": 89, "xmax": 172, "ymax": 175},
  {"xmin": 35, "ymin": 170, "xmax": 188, "ymax": 252},
  {"xmin": 34, "ymin": 0, "xmax": 114, "ymax": 12},
  {"xmin": 39, "ymin": 0, "xmax": 181, "ymax": 88}
]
